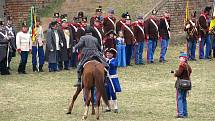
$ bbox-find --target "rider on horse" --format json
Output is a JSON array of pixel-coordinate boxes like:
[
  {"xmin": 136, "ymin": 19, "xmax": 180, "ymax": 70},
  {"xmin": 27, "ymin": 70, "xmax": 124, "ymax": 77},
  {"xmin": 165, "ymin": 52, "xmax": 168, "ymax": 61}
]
[{"xmin": 73, "ymin": 26, "xmax": 109, "ymax": 87}]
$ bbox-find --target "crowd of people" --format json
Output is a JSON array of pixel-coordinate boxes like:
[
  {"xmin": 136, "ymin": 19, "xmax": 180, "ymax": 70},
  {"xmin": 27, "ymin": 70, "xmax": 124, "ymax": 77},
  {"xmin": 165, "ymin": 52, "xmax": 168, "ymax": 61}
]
[
  {"xmin": 1, "ymin": 6, "xmax": 215, "ymax": 75},
  {"xmin": 0, "ymin": 6, "xmax": 172, "ymax": 75}
]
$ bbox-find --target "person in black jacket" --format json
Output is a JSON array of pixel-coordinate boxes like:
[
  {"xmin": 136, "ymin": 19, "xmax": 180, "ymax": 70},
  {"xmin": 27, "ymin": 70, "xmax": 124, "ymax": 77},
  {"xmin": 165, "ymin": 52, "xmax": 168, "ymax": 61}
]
[{"xmin": 159, "ymin": 11, "xmax": 171, "ymax": 63}]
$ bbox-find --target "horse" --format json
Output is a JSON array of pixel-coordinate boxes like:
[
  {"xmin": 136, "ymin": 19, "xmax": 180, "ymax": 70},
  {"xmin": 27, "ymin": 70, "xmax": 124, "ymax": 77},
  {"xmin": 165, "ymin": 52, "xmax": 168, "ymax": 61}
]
[{"xmin": 67, "ymin": 60, "xmax": 110, "ymax": 120}]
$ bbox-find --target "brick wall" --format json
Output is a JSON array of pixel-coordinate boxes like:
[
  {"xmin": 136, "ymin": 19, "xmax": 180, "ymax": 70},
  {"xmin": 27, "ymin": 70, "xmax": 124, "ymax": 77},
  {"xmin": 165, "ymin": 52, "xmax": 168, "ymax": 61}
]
[
  {"xmin": 156, "ymin": 0, "xmax": 213, "ymax": 34},
  {"xmin": 4, "ymin": 0, "xmax": 52, "ymax": 29}
]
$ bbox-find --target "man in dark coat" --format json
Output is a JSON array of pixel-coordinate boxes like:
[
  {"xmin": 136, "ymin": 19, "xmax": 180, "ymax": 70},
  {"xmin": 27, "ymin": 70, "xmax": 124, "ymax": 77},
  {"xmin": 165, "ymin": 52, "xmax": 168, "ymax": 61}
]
[
  {"xmin": 198, "ymin": 6, "xmax": 212, "ymax": 59},
  {"xmin": 103, "ymin": 8, "xmax": 116, "ymax": 34},
  {"xmin": 184, "ymin": 11, "xmax": 198, "ymax": 61},
  {"xmin": 90, "ymin": 6, "xmax": 104, "ymax": 26},
  {"xmin": 133, "ymin": 16, "xmax": 145, "ymax": 65},
  {"xmin": 58, "ymin": 21, "xmax": 74, "ymax": 70},
  {"xmin": 116, "ymin": 13, "xmax": 127, "ymax": 34},
  {"xmin": 159, "ymin": 11, "xmax": 171, "ymax": 63},
  {"xmin": 45, "ymin": 21, "xmax": 60, "ymax": 72},
  {"xmin": 121, "ymin": 14, "xmax": 136, "ymax": 66},
  {"xmin": 5, "ymin": 16, "xmax": 16, "ymax": 70},
  {"xmin": 69, "ymin": 16, "xmax": 80, "ymax": 68},
  {"xmin": 0, "ymin": 18, "xmax": 10, "ymax": 75},
  {"xmin": 145, "ymin": 9, "xmax": 159, "ymax": 63},
  {"xmin": 103, "ymin": 30, "xmax": 116, "ymax": 49},
  {"xmin": 91, "ymin": 17, "xmax": 104, "ymax": 51},
  {"xmin": 73, "ymin": 26, "xmax": 109, "ymax": 87}
]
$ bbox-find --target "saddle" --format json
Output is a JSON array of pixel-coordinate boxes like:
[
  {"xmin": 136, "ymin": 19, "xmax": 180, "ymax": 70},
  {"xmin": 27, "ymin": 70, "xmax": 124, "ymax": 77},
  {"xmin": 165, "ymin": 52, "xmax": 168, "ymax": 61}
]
[{"xmin": 83, "ymin": 55, "xmax": 102, "ymax": 67}]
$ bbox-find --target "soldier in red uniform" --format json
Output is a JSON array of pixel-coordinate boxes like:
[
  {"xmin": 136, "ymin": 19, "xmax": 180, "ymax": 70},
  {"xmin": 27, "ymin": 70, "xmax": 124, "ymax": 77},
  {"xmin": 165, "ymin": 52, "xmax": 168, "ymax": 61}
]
[
  {"xmin": 90, "ymin": 6, "xmax": 104, "ymax": 26},
  {"xmin": 91, "ymin": 17, "xmax": 104, "ymax": 51},
  {"xmin": 103, "ymin": 8, "xmax": 116, "ymax": 35},
  {"xmin": 198, "ymin": 6, "xmax": 212, "ymax": 59},
  {"xmin": 103, "ymin": 30, "xmax": 116, "ymax": 49},
  {"xmin": 133, "ymin": 16, "xmax": 145, "ymax": 65},
  {"xmin": 69, "ymin": 16, "xmax": 81, "ymax": 68},
  {"xmin": 145, "ymin": 9, "xmax": 159, "ymax": 63},
  {"xmin": 121, "ymin": 13, "xmax": 136, "ymax": 66},
  {"xmin": 184, "ymin": 11, "xmax": 198, "ymax": 61},
  {"xmin": 159, "ymin": 11, "xmax": 171, "ymax": 63},
  {"xmin": 116, "ymin": 13, "xmax": 127, "ymax": 34}
]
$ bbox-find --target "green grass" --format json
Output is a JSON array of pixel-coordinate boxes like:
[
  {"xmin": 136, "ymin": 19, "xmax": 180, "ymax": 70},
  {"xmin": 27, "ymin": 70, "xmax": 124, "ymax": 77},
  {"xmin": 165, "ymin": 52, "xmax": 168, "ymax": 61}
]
[{"xmin": 0, "ymin": 45, "xmax": 215, "ymax": 121}]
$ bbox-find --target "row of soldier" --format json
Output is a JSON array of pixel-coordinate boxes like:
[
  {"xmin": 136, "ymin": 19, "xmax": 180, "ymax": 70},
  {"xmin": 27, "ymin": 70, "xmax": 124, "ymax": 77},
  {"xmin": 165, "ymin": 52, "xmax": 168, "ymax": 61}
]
[{"xmin": 1, "ymin": 6, "xmax": 215, "ymax": 75}]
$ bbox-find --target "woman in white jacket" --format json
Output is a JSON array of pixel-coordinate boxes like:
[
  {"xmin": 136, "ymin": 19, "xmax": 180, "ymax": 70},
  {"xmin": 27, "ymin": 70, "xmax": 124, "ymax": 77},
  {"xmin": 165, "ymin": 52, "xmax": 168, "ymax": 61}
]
[{"xmin": 16, "ymin": 21, "xmax": 32, "ymax": 74}]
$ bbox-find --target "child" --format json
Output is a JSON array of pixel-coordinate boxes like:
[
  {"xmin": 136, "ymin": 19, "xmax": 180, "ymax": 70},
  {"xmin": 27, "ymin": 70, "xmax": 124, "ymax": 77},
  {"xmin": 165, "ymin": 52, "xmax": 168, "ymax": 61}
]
[
  {"xmin": 174, "ymin": 52, "xmax": 192, "ymax": 118},
  {"xmin": 105, "ymin": 48, "xmax": 122, "ymax": 113},
  {"xmin": 116, "ymin": 31, "xmax": 126, "ymax": 67}
]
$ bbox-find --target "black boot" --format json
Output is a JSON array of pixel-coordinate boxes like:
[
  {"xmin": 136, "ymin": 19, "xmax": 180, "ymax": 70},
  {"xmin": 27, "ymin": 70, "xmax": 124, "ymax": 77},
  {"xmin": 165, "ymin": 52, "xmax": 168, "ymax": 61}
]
[
  {"xmin": 22, "ymin": 63, "xmax": 27, "ymax": 74},
  {"xmin": 39, "ymin": 65, "xmax": 44, "ymax": 72},
  {"xmin": 33, "ymin": 65, "xmax": 38, "ymax": 72},
  {"xmin": 213, "ymin": 49, "xmax": 215, "ymax": 58},
  {"xmin": 18, "ymin": 63, "xmax": 23, "ymax": 74},
  {"xmin": 74, "ymin": 72, "xmax": 82, "ymax": 87}
]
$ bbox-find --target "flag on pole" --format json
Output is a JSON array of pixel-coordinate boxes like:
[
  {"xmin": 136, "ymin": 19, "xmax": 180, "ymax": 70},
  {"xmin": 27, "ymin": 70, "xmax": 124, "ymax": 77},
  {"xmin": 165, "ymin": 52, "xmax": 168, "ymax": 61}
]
[
  {"xmin": 30, "ymin": 6, "xmax": 37, "ymax": 43},
  {"xmin": 184, "ymin": 0, "xmax": 189, "ymax": 25},
  {"xmin": 184, "ymin": 0, "xmax": 189, "ymax": 53}
]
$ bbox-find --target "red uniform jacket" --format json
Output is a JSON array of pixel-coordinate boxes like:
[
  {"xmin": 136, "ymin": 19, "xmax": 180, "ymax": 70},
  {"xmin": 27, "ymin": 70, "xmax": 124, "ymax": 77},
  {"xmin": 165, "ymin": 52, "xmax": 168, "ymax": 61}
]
[
  {"xmin": 133, "ymin": 21, "xmax": 145, "ymax": 42},
  {"xmin": 116, "ymin": 19, "xmax": 125, "ymax": 34},
  {"xmin": 174, "ymin": 62, "xmax": 192, "ymax": 80},
  {"xmin": 159, "ymin": 17, "xmax": 171, "ymax": 40},
  {"xmin": 103, "ymin": 36, "xmax": 116, "ymax": 49},
  {"xmin": 121, "ymin": 24, "xmax": 135, "ymax": 45},
  {"xmin": 198, "ymin": 13, "xmax": 210, "ymax": 37},
  {"xmin": 76, "ymin": 24, "xmax": 86, "ymax": 42},
  {"xmin": 92, "ymin": 26, "xmax": 104, "ymax": 47},
  {"xmin": 103, "ymin": 16, "xmax": 116, "ymax": 34},
  {"xmin": 144, "ymin": 17, "xmax": 159, "ymax": 40},
  {"xmin": 184, "ymin": 18, "xmax": 198, "ymax": 40}
]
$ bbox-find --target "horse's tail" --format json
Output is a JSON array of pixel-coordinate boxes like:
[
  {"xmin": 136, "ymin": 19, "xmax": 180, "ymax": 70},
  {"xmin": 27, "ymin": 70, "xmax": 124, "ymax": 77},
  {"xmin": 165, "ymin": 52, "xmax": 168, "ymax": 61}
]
[{"xmin": 93, "ymin": 65, "xmax": 109, "ymax": 107}]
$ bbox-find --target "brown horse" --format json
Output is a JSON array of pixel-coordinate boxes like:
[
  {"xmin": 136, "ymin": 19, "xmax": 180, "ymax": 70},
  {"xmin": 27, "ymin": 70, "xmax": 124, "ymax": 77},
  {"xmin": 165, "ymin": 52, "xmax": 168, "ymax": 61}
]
[{"xmin": 67, "ymin": 60, "xmax": 110, "ymax": 120}]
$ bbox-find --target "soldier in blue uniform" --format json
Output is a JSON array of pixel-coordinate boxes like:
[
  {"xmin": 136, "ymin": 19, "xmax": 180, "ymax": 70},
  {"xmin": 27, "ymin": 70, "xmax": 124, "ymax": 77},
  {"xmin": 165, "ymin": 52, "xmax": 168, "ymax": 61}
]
[{"xmin": 104, "ymin": 48, "xmax": 121, "ymax": 113}]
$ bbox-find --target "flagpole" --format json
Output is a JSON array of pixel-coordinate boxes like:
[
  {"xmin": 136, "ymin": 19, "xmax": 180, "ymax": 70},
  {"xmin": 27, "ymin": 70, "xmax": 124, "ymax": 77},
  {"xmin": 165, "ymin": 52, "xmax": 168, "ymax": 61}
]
[{"xmin": 184, "ymin": 0, "xmax": 189, "ymax": 53}]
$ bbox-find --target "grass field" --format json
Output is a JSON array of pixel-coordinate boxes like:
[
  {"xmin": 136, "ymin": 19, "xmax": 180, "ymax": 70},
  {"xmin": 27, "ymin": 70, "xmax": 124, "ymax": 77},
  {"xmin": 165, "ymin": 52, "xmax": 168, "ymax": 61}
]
[{"xmin": 0, "ymin": 45, "xmax": 215, "ymax": 121}]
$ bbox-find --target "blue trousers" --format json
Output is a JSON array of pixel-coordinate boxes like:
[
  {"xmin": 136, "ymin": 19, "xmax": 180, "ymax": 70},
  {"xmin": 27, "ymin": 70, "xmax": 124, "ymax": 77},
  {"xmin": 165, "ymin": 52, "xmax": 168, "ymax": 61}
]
[
  {"xmin": 20, "ymin": 51, "xmax": 29, "ymax": 64},
  {"xmin": 32, "ymin": 46, "xmax": 45, "ymax": 66},
  {"xmin": 125, "ymin": 45, "xmax": 133, "ymax": 65},
  {"xmin": 160, "ymin": 39, "xmax": 169, "ymax": 61},
  {"xmin": 58, "ymin": 61, "xmax": 69, "ymax": 70},
  {"xmin": 116, "ymin": 45, "xmax": 126, "ymax": 67},
  {"xmin": 48, "ymin": 63, "xmax": 58, "ymax": 72},
  {"xmin": 187, "ymin": 40, "xmax": 196, "ymax": 60},
  {"xmin": 147, "ymin": 40, "xmax": 157, "ymax": 62},
  {"xmin": 176, "ymin": 89, "xmax": 188, "ymax": 117},
  {"xmin": 105, "ymin": 84, "xmax": 117, "ymax": 100},
  {"xmin": 18, "ymin": 51, "xmax": 29, "ymax": 72},
  {"xmin": 134, "ymin": 41, "xmax": 144, "ymax": 64},
  {"xmin": 199, "ymin": 35, "xmax": 211, "ymax": 59}
]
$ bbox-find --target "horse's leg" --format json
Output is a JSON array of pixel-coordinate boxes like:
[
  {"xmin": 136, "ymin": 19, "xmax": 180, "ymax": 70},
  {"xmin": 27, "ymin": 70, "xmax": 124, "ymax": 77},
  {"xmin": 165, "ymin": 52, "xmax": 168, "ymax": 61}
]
[
  {"xmin": 82, "ymin": 89, "xmax": 91, "ymax": 120},
  {"xmin": 96, "ymin": 92, "xmax": 102, "ymax": 120},
  {"xmin": 91, "ymin": 87, "xmax": 95, "ymax": 115},
  {"xmin": 67, "ymin": 86, "xmax": 82, "ymax": 114}
]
